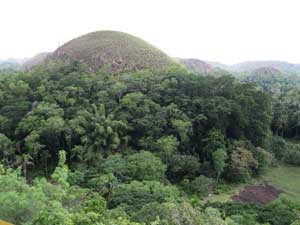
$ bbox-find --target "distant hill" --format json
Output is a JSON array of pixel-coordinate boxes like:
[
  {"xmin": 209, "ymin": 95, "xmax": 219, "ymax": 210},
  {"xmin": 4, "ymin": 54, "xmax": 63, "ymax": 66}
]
[
  {"xmin": 45, "ymin": 30, "xmax": 179, "ymax": 74},
  {"xmin": 206, "ymin": 61, "xmax": 230, "ymax": 70},
  {"xmin": 176, "ymin": 58, "xmax": 213, "ymax": 75},
  {"xmin": 230, "ymin": 61, "xmax": 300, "ymax": 74},
  {"xmin": 242, "ymin": 67, "xmax": 286, "ymax": 94},
  {"xmin": 23, "ymin": 52, "xmax": 51, "ymax": 69},
  {"xmin": 252, "ymin": 67, "xmax": 283, "ymax": 76},
  {"xmin": 181, "ymin": 59, "xmax": 300, "ymax": 75}
]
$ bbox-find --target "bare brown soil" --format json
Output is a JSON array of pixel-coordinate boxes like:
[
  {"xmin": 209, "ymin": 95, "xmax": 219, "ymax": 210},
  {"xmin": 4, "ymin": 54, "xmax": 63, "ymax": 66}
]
[{"xmin": 231, "ymin": 184, "xmax": 283, "ymax": 204}]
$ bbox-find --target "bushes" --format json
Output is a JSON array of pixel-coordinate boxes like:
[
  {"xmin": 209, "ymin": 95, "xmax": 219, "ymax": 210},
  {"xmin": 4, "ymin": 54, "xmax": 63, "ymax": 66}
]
[
  {"xmin": 267, "ymin": 137, "xmax": 300, "ymax": 166},
  {"xmin": 167, "ymin": 154, "xmax": 200, "ymax": 181},
  {"xmin": 0, "ymin": 170, "xmax": 47, "ymax": 225},
  {"xmin": 255, "ymin": 147, "xmax": 274, "ymax": 175},
  {"xmin": 283, "ymin": 144, "xmax": 300, "ymax": 166},
  {"xmin": 0, "ymin": 133, "xmax": 14, "ymax": 162},
  {"xmin": 108, "ymin": 180, "xmax": 180, "ymax": 215},
  {"xmin": 181, "ymin": 175, "xmax": 215, "ymax": 197},
  {"xmin": 269, "ymin": 136, "xmax": 288, "ymax": 159},
  {"xmin": 0, "ymin": 156, "xmax": 143, "ymax": 225},
  {"xmin": 259, "ymin": 197, "xmax": 300, "ymax": 225},
  {"xmin": 227, "ymin": 147, "xmax": 258, "ymax": 182},
  {"xmin": 126, "ymin": 151, "xmax": 166, "ymax": 181},
  {"xmin": 100, "ymin": 151, "xmax": 166, "ymax": 182},
  {"xmin": 133, "ymin": 202, "xmax": 228, "ymax": 225},
  {"xmin": 207, "ymin": 197, "xmax": 300, "ymax": 225}
]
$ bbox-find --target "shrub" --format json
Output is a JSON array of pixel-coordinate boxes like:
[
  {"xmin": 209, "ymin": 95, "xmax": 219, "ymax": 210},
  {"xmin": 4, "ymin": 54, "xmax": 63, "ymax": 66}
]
[
  {"xmin": 269, "ymin": 136, "xmax": 288, "ymax": 159},
  {"xmin": 255, "ymin": 147, "xmax": 274, "ymax": 175},
  {"xmin": 108, "ymin": 181, "xmax": 180, "ymax": 215},
  {"xmin": 100, "ymin": 151, "xmax": 166, "ymax": 182},
  {"xmin": 126, "ymin": 151, "xmax": 166, "ymax": 181},
  {"xmin": 182, "ymin": 175, "xmax": 215, "ymax": 197},
  {"xmin": 167, "ymin": 154, "xmax": 200, "ymax": 181},
  {"xmin": 283, "ymin": 144, "xmax": 300, "ymax": 166},
  {"xmin": 227, "ymin": 147, "xmax": 258, "ymax": 182}
]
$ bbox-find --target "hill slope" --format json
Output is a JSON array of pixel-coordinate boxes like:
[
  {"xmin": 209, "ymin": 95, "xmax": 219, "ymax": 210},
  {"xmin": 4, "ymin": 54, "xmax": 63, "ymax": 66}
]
[
  {"xmin": 176, "ymin": 58, "xmax": 213, "ymax": 75},
  {"xmin": 47, "ymin": 30, "xmax": 179, "ymax": 74},
  {"xmin": 23, "ymin": 52, "xmax": 51, "ymax": 69}
]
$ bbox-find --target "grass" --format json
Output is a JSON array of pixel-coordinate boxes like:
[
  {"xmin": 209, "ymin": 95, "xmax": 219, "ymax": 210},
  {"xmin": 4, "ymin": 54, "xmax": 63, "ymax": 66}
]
[
  {"xmin": 201, "ymin": 164, "xmax": 300, "ymax": 203},
  {"xmin": 50, "ymin": 30, "xmax": 180, "ymax": 74},
  {"xmin": 202, "ymin": 183, "xmax": 244, "ymax": 203},
  {"xmin": 259, "ymin": 164, "xmax": 300, "ymax": 200}
]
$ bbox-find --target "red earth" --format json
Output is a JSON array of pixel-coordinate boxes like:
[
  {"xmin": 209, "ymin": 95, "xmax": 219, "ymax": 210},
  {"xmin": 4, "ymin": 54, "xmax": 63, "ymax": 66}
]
[{"xmin": 231, "ymin": 184, "xmax": 283, "ymax": 204}]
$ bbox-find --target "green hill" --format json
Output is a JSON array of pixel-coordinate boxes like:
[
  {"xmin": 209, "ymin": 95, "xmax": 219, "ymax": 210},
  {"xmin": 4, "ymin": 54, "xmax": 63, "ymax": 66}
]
[{"xmin": 48, "ymin": 30, "xmax": 179, "ymax": 74}]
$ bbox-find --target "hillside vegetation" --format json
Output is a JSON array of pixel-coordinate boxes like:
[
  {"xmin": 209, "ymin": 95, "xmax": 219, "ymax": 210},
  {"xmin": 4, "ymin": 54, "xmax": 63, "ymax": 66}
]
[{"xmin": 2, "ymin": 31, "xmax": 300, "ymax": 225}]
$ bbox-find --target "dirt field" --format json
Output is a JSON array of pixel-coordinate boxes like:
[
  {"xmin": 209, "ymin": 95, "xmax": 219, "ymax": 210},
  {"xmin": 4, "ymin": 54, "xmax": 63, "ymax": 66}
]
[{"xmin": 231, "ymin": 184, "xmax": 283, "ymax": 204}]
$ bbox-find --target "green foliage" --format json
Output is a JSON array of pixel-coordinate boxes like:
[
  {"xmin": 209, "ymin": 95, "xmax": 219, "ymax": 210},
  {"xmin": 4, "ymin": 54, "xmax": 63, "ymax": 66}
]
[
  {"xmin": 208, "ymin": 197, "xmax": 300, "ymax": 225},
  {"xmin": 0, "ymin": 61, "xmax": 285, "ymax": 224},
  {"xmin": 0, "ymin": 170, "xmax": 45, "ymax": 225},
  {"xmin": 108, "ymin": 180, "xmax": 180, "ymax": 215},
  {"xmin": 35, "ymin": 201, "xmax": 73, "ymax": 225},
  {"xmin": 133, "ymin": 202, "xmax": 225, "ymax": 225},
  {"xmin": 167, "ymin": 154, "xmax": 201, "ymax": 181},
  {"xmin": 126, "ymin": 151, "xmax": 166, "ymax": 181},
  {"xmin": 255, "ymin": 147, "xmax": 274, "ymax": 174},
  {"xmin": 212, "ymin": 147, "xmax": 228, "ymax": 181},
  {"xmin": 51, "ymin": 150, "xmax": 69, "ymax": 188},
  {"xmin": 283, "ymin": 144, "xmax": 300, "ymax": 166},
  {"xmin": 228, "ymin": 147, "xmax": 258, "ymax": 182},
  {"xmin": 269, "ymin": 135, "xmax": 288, "ymax": 159},
  {"xmin": 69, "ymin": 104, "xmax": 128, "ymax": 162},
  {"xmin": 182, "ymin": 175, "xmax": 216, "ymax": 197},
  {"xmin": 100, "ymin": 151, "xmax": 166, "ymax": 182},
  {"xmin": 203, "ymin": 129, "xmax": 225, "ymax": 159},
  {"xmin": 0, "ymin": 133, "xmax": 14, "ymax": 163},
  {"xmin": 0, "ymin": 161, "xmax": 142, "ymax": 225},
  {"xmin": 155, "ymin": 135, "xmax": 179, "ymax": 161}
]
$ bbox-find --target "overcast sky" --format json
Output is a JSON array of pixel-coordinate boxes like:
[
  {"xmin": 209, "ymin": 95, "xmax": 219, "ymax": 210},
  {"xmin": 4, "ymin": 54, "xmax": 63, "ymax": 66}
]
[{"xmin": 1, "ymin": 0, "xmax": 300, "ymax": 64}]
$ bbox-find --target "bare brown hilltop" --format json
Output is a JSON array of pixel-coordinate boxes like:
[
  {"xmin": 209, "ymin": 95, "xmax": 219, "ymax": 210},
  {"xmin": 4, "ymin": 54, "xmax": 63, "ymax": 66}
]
[{"xmin": 44, "ymin": 30, "xmax": 180, "ymax": 74}]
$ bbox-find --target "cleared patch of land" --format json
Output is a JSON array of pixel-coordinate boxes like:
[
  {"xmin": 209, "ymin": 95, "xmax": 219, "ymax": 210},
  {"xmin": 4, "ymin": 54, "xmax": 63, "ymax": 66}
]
[
  {"xmin": 231, "ymin": 184, "xmax": 282, "ymax": 204},
  {"xmin": 204, "ymin": 164, "xmax": 300, "ymax": 204},
  {"xmin": 259, "ymin": 165, "xmax": 300, "ymax": 200}
]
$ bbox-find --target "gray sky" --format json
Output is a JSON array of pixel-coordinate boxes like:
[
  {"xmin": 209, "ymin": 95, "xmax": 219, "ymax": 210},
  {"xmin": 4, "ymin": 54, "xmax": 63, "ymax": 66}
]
[{"xmin": 1, "ymin": 0, "xmax": 300, "ymax": 64}]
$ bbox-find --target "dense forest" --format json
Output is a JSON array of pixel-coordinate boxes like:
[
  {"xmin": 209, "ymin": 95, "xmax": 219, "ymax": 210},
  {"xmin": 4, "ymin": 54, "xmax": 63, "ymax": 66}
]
[{"xmin": 1, "ymin": 61, "xmax": 300, "ymax": 224}]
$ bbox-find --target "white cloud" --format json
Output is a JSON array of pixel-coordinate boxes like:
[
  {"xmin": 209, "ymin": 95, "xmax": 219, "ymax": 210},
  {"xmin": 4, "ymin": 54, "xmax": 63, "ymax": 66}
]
[{"xmin": 1, "ymin": 0, "xmax": 300, "ymax": 64}]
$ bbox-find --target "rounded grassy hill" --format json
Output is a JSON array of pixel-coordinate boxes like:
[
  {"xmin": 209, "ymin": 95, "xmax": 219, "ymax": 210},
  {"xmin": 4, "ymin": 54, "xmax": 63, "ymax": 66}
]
[{"xmin": 48, "ymin": 30, "xmax": 179, "ymax": 74}]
